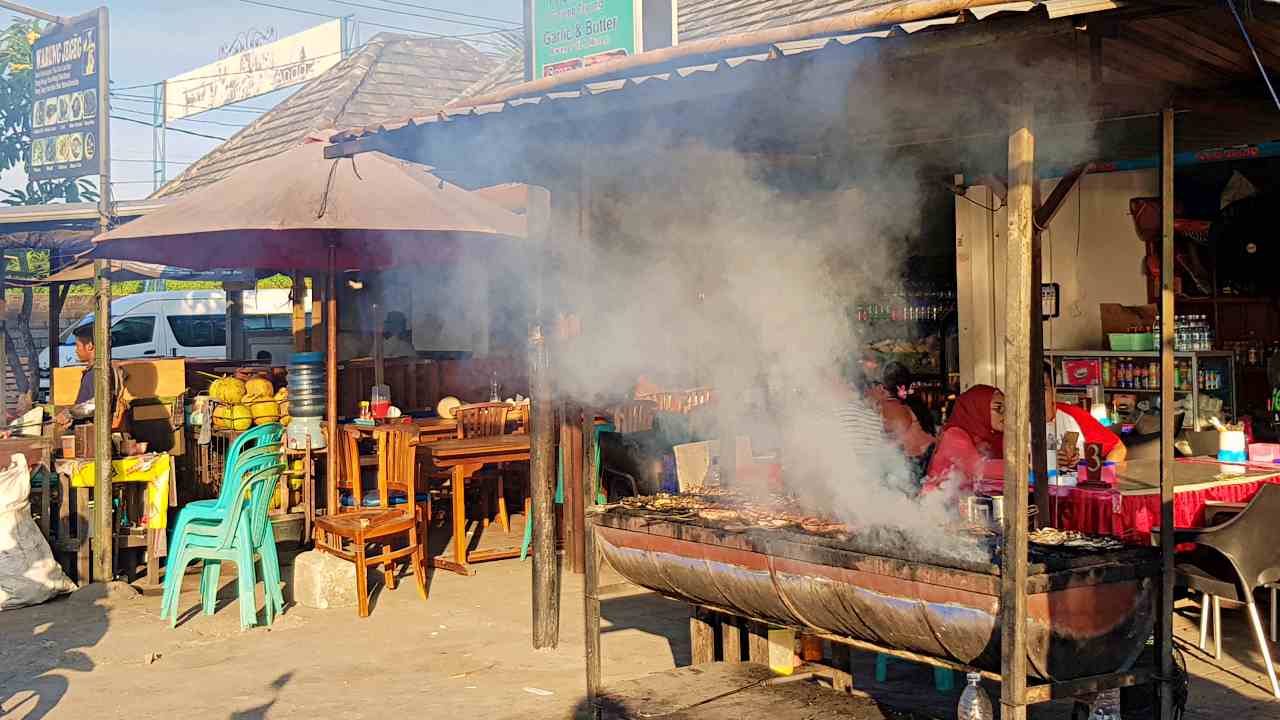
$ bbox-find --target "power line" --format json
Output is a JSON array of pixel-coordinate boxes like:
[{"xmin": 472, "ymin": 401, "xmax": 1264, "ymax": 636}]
[
  {"xmin": 111, "ymin": 114, "xmax": 227, "ymax": 142},
  {"xmin": 353, "ymin": 17, "xmax": 518, "ymax": 48},
  {"xmin": 240, "ymin": 0, "xmax": 518, "ymax": 40},
  {"xmin": 112, "ymin": 158, "xmax": 194, "ymax": 166},
  {"xmin": 114, "ymin": 107, "xmax": 249, "ymax": 129},
  {"xmin": 111, "ymin": 92, "xmax": 275, "ymax": 114},
  {"xmin": 317, "ymin": 0, "xmax": 515, "ymax": 32},
  {"xmin": 363, "ymin": 0, "xmax": 520, "ymax": 27}
]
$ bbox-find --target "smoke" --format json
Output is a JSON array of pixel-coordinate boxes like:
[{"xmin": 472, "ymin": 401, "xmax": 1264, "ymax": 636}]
[{"xmin": 538, "ymin": 143, "xmax": 986, "ymax": 562}]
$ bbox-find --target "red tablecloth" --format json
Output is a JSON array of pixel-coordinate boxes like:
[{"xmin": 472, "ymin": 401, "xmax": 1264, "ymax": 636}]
[{"xmin": 1055, "ymin": 473, "xmax": 1280, "ymax": 544}]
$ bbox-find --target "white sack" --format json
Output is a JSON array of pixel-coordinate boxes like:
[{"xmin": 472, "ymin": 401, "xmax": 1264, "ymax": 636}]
[{"xmin": 1, "ymin": 454, "xmax": 76, "ymax": 610}]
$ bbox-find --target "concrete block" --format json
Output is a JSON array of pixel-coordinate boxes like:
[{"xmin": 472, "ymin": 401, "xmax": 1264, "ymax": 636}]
[{"xmin": 288, "ymin": 550, "xmax": 357, "ymax": 609}]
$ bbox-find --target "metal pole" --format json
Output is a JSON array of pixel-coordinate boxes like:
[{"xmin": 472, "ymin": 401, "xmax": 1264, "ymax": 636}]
[
  {"xmin": 152, "ymin": 81, "xmax": 166, "ymax": 192},
  {"xmin": 91, "ymin": 5, "xmax": 112, "ymax": 584},
  {"xmin": 1000, "ymin": 101, "xmax": 1034, "ymax": 720},
  {"xmin": 1156, "ymin": 106, "xmax": 1177, "ymax": 720},
  {"xmin": 0, "ymin": 0, "xmax": 61, "ymax": 23},
  {"xmin": 0, "ymin": 255, "xmax": 7, "ymax": 424},
  {"xmin": 1030, "ymin": 182, "xmax": 1049, "ymax": 527}
]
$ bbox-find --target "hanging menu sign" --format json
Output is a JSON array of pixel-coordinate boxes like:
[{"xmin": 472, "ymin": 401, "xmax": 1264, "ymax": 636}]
[{"xmin": 30, "ymin": 13, "xmax": 103, "ymax": 181}]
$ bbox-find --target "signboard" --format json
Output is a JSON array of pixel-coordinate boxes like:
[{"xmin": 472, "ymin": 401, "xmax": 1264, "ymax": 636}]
[
  {"xmin": 164, "ymin": 19, "xmax": 343, "ymax": 121},
  {"xmin": 30, "ymin": 13, "xmax": 103, "ymax": 181},
  {"xmin": 529, "ymin": 0, "xmax": 646, "ymax": 79}
]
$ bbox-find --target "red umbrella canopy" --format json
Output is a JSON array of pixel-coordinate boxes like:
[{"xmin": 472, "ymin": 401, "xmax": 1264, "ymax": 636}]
[{"xmin": 92, "ymin": 140, "xmax": 527, "ymax": 272}]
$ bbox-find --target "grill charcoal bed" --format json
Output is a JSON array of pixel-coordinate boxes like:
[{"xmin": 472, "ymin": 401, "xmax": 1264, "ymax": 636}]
[{"xmin": 594, "ymin": 506, "xmax": 1159, "ymax": 681}]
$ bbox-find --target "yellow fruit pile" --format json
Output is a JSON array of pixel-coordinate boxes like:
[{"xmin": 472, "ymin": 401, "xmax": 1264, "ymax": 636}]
[{"xmin": 211, "ymin": 375, "xmax": 285, "ymax": 430}]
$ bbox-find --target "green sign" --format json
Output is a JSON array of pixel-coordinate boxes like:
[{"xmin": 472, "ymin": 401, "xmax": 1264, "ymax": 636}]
[{"xmin": 530, "ymin": 0, "xmax": 641, "ymax": 79}]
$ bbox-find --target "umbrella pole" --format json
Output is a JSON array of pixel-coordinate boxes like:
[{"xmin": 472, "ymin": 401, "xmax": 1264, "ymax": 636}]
[{"xmin": 326, "ymin": 242, "xmax": 338, "ymax": 523}]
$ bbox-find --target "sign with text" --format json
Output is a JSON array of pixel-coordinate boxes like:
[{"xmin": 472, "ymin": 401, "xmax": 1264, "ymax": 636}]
[
  {"xmin": 530, "ymin": 0, "xmax": 645, "ymax": 79},
  {"xmin": 30, "ymin": 13, "xmax": 103, "ymax": 181},
  {"xmin": 164, "ymin": 19, "xmax": 342, "ymax": 121}
]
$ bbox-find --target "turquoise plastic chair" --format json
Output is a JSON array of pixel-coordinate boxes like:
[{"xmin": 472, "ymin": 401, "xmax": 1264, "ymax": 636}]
[
  {"xmin": 160, "ymin": 424, "xmax": 283, "ymax": 616},
  {"xmin": 164, "ymin": 461, "xmax": 285, "ymax": 629},
  {"xmin": 160, "ymin": 447, "xmax": 283, "ymax": 623}
]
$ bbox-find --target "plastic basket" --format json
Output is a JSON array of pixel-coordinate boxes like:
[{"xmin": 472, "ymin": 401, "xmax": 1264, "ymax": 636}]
[{"xmin": 1108, "ymin": 333, "xmax": 1156, "ymax": 352}]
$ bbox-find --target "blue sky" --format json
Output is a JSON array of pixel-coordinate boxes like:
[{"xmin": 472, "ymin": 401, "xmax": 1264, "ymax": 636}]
[{"xmin": 3, "ymin": 0, "xmax": 520, "ymax": 200}]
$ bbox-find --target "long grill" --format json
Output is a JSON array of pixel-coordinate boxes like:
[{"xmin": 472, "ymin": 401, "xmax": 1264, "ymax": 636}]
[{"xmin": 593, "ymin": 502, "xmax": 1159, "ymax": 681}]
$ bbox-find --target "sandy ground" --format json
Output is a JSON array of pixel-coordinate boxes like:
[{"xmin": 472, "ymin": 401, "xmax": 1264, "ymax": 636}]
[{"xmin": 2, "ymin": 554, "xmax": 1279, "ymax": 719}]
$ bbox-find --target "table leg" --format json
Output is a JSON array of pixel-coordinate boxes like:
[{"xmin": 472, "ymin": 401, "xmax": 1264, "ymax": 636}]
[
  {"xmin": 75, "ymin": 481, "xmax": 90, "ymax": 584},
  {"xmin": 452, "ymin": 464, "xmax": 467, "ymax": 571},
  {"xmin": 146, "ymin": 529, "xmax": 161, "ymax": 587}
]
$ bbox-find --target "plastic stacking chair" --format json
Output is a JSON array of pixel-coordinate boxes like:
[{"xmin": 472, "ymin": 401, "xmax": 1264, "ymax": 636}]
[
  {"xmin": 164, "ymin": 460, "xmax": 286, "ymax": 629},
  {"xmin": 160, "ymin": 429, "xmax": 283, "ymax": 619},
  {"xmin": 1157, "ymin": 483, "xmax": 1280, "ymax": 698}
]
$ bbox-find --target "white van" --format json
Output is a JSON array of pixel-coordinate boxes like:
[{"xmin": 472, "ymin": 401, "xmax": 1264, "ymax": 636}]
[{"xmin": 38, "ymin": 289, "xmax": 311, "ymax": 380}]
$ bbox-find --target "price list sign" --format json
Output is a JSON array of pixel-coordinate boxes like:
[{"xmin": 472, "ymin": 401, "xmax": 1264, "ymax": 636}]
[{"xmin": 30, "ymin": 14, "xmax": 103, "ymax": 181}]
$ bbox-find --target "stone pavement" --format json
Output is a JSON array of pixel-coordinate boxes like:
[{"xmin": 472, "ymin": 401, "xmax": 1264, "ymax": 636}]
[{"xmin": 0, "ymin": 555, "xmax": 1276, "ymax": 719}]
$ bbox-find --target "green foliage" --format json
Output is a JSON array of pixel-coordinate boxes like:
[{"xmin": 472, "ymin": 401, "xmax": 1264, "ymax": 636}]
[{"xmin": 0, "ymin": 18, "xmax": 99, "ymax": 206}]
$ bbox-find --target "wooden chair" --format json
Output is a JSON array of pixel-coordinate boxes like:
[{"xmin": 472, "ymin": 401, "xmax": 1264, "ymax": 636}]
[
  {"xmin": 455, "ymin": 403, "xmax": 515, "ymax": 532},
  {"xmin": 314, "ymin": 426, "xmax": 427, "ymax": 617}
]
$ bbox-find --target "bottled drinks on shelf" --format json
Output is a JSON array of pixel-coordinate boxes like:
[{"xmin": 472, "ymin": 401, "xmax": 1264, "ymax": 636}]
[
  {"xmin": 1173, "ymin": 314, "xmax": 1214, "ymax": 352},
  {"xmin": 854, "ymin": 290, "xmax": 956, "ymax": 324}
]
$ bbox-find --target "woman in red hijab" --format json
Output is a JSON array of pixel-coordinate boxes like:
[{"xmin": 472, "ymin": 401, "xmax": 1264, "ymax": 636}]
[{"xmin": 923, "ymin": 385, "xmax": 1005, "ymax": 493}]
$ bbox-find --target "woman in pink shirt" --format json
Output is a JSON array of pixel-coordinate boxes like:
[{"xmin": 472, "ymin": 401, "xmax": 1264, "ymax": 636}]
[{"xmin": 923, "ymin": 385, "xmax": 1005, "ymax": 494}]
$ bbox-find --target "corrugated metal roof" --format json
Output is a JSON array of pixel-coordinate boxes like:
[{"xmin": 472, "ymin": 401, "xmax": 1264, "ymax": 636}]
[
  {"xmin": 329, "ymin": 0, "xmax": 1113, "ymax": 146},
  {"xmin": 154, "ymin": 33, "xmax": 502, "ymax": 199}
]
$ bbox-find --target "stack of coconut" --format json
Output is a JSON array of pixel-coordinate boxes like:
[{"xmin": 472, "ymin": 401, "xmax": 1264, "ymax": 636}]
[{"xmin": 209, "ymin": 374, "xmax": 291, "ymax": 431}]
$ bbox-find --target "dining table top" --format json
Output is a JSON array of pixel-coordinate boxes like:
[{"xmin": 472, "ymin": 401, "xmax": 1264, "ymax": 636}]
[
  {"xmin": 1104, "ymin": 457, "xmax": 1280, "ymax": 496},
  {"xmin": 422, "ymin": 434, "xmax": 531, "ymax": 460}
]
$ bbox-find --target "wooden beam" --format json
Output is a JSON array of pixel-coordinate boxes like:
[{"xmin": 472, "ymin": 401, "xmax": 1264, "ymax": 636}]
[
  {"xmin": 584, "ymin": 512, "xmax": 603, "ymax": 712},
  {"xmin": 1030, "ymin": 175, "xmax": 1049, "ymax": 530},
  {"xmin": 1156, "ymin": 106, "xmax": 1177, "ymax": 720},
  {"xmin": 690, "ymin": 607, "xmax": 716, "ymax": 664},
  {"xmin": 291, "ymin": 271, "xmax": 307, "ymax": 352},
  {"xmin": 1035, "ymin": 163, "xmax": 1090, "ymax": 231},
  {"xmin": 92, "ymin": 260, "xmax": 112, "ymax": 583},
  {"xmin": 529, "ymin": 184, "xmax": 559, "ymax": 650},
  {"xmin": 1001, "ymin": 101, "xmax": 1035, "ymax": 720}
]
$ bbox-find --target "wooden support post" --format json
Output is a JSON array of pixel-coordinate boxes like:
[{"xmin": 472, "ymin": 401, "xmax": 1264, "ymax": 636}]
[
  {"xmin": 830, "ymin": 642, "xmax": 853, "ymax": 693},
  {"xmin": 747, "ymin": 621, "xmax": 769, "ymax": 664},
  {"xmin": 225, "ymin": 286, "xmax": 244, "ymax": 362},
  {"xmin": 690, "ymin": 606, "xmax": 716, "ymax": 665},
  {"xmin": 529, "ymin": 184, "xmax": 559, "ymax": 649},
  {"xmin": 584, "ymin": 512, "xmax": 602, "ymax": 715},
  {"xmin": 1030, "ymin": 178, "xmax": 1049, "ymax": 529},
  {"xmin": 529, "ymin": 323, "xmax": 558, "ymax": 648},
  {"xmin": 720, "ymin": 613, "xmax": 743, "ymax": 663},
  {"xmin": 92, "ymin": 260, "xmax": 113, "ymax": 583},
  {"xmin": 325, "ymin": 245, "xmax": 338, "ymax": 525},
  {"xmin": 1156, "ymin": 106, "xmax": 1177, "ymax": 720},
  {"xmin": 291, "ymin": 271, "xmax": 307, "ymax": 352},
  {"xmin": 1001, "ymin": 103, "xmax": 1035, "ymax": 720},
  {"xmin": 48, "ymin": 281, "xmax": 63, "ymax": 400}
]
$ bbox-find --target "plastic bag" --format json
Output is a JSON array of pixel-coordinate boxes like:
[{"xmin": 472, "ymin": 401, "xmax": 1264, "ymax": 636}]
[{"xmin": 1, "ymin": 454, "xmax": 77, "ymax": 610}]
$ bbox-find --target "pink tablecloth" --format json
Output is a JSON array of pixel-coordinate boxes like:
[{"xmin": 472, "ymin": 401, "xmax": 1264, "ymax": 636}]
[{"xmin": 1055, "ymin": 474, "xmax": 1280, "ymax": 544}]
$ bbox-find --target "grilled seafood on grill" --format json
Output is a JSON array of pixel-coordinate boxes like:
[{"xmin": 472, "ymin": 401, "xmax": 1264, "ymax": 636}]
[{"xmin": 621, "ymin": 489, "xmax": 850, "ymax": 536}]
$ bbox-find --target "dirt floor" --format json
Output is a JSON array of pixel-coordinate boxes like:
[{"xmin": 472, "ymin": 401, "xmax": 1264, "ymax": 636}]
[{"xmin": 1, "ymin": 553, "xmax": 1278, "ymax": 719}]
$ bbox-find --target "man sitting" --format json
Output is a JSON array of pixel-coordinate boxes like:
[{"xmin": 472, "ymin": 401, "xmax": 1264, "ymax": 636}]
[{"xmin": 1043, "ymin": 361, "xmax": 1126, "ymax": 470}]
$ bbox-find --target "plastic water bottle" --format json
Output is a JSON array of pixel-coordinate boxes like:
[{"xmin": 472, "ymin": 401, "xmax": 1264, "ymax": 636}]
[{"xmin": 957, "ymin": 672, "xmax": 993, "ymax": 720}]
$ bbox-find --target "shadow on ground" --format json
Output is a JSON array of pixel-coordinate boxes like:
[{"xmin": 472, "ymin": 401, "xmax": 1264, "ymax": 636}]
[{"xmin": 0, "ymin": 583, "xmax": 116, "ymax": 719}]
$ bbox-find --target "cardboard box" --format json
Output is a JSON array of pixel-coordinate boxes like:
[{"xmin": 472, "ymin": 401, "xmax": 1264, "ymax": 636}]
[
  {"xmin": 53, "ymin": 358, "xmax": 187, "ymax": 407},
  {"xmin": 1100, "ymin": 303, "xmax": 1156, "ymax": 347}
]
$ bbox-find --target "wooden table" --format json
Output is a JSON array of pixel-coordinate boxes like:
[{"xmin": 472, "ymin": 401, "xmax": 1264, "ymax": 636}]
[
  {"xmin": 347, "ymin": 416, "xmax": 458, "ymax": 443},
  {"xmin": 422, "ymin": 434, "xmax": 531, "ymax": 575},
  {"xmin": 53, "ymin": 453, "xmax": 173, "ymax": 587}
]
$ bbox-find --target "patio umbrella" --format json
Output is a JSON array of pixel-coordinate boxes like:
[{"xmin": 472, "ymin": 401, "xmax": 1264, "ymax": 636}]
[
  {"xmin": 91, "ymin": 139, "xmax": 526, "ymax": 271},
  {"xmin": 90, "ymin": 138, "xmax": 528, "ymax": 537}
]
